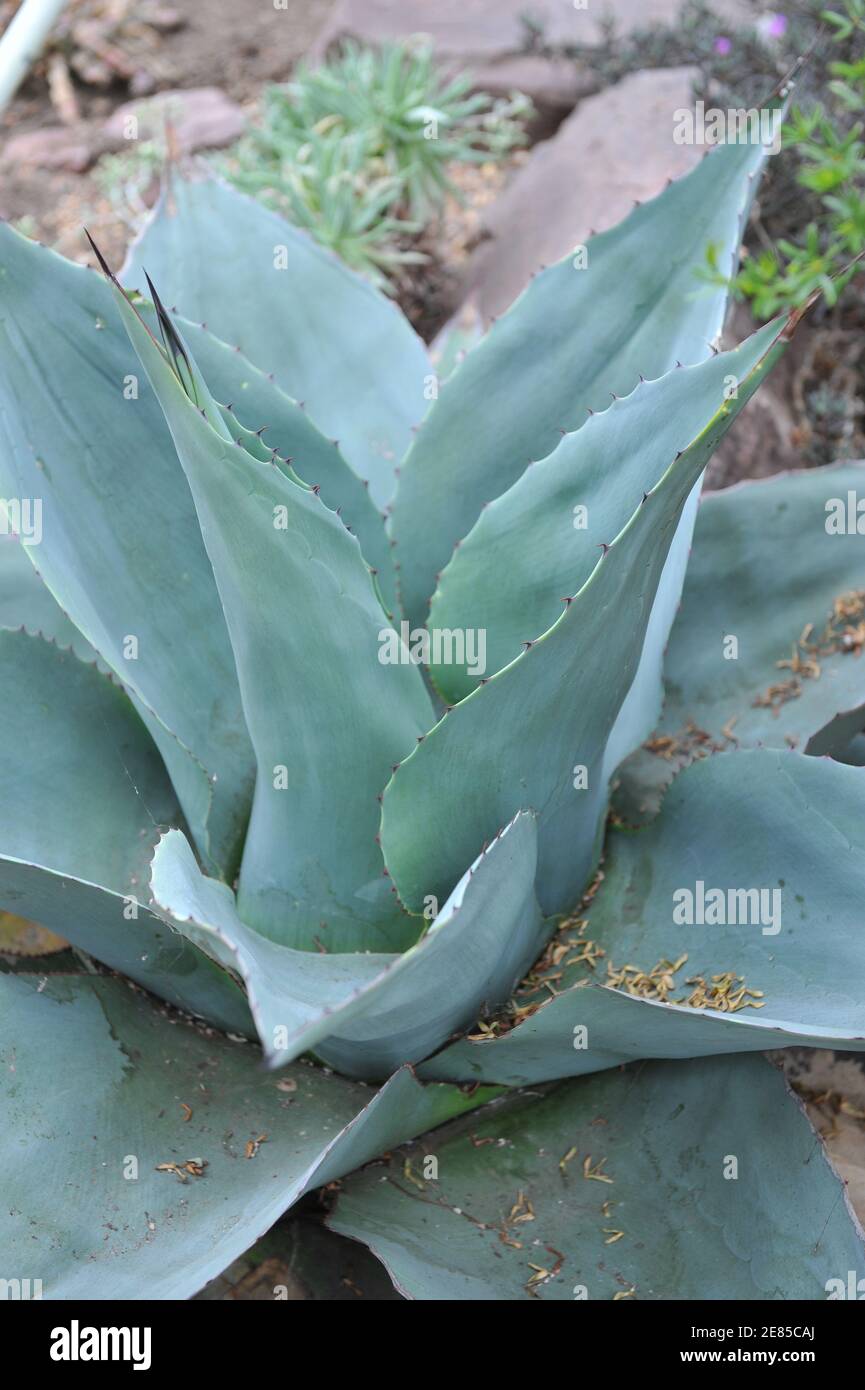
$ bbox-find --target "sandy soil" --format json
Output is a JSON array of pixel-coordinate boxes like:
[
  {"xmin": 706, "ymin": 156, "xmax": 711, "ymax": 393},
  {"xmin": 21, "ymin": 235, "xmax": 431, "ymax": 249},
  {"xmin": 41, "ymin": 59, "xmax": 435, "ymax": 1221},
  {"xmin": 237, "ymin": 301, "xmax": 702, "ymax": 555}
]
[{"xmin": 0, "ymin": 0, "xmax": 334, "ymax": 260}]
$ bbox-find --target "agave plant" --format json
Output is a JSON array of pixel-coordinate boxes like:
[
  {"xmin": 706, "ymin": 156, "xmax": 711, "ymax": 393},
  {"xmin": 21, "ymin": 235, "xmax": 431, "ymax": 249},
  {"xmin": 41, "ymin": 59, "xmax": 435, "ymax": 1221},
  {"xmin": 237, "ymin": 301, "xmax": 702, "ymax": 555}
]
[{"xmin": 1, "ymin": 118, "xmax": 865, "ymax": 1302}]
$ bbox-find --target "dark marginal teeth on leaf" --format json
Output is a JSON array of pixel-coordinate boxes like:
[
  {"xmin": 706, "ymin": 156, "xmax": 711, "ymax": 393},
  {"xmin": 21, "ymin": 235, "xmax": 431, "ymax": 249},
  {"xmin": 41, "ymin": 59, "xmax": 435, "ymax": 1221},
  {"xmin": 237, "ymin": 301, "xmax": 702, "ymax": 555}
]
[{"xmin": 599, "ymin": 543, "xmax": 611, "ymax": 554}]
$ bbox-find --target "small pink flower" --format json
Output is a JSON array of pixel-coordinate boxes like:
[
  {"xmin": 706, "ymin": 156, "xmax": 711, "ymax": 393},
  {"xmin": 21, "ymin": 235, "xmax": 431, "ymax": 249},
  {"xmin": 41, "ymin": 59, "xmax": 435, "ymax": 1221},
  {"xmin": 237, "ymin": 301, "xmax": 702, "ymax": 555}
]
[
  {"xmin": 758, "ymin": 12, "xmax": 788, "ymax": 40},
  {"xmin": 713, "ymin": 36, "xmax": 733, "ymax": 55}
]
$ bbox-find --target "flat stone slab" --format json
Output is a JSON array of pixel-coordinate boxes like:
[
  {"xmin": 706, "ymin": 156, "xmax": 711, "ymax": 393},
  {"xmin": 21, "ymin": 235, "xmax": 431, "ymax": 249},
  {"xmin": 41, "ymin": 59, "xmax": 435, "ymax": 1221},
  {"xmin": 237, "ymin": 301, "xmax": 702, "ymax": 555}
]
[
  {"xmin": 463, "ymin": 65, "xmax": 703, "ymax": 320},
  {"xmin": 309, "ymin": 0, "xmax": 713, "ymax": 117},
  {"xmin": 469, "ymin": 53, "xmax": 599, "ymax": 119},
  {"xmin": 3, "ymin": 87, "xmax": 247, "ymax": 174},
  {"xmin": 102, "ymin": 87, "xmax": 246, "ymax": 155},
  {"xmin": 312, "ymin": 0, "xmax": 737, "ymax": 60},
  {"xmin": 1, "ymin": 126, "xmax": 96, "ymax": 173}
]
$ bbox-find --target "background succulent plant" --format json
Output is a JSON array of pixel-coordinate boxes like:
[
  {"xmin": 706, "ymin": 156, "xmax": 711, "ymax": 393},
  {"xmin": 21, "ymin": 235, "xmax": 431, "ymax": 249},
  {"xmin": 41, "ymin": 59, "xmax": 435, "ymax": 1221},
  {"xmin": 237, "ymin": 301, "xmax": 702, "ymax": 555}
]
[
  {"xmin": 1, "ymin": 110, "xmax": 864, "ymax": 1300},
  {"xmin": 220, "ymin": 38, "xmax": 531, "ymax": 289}
]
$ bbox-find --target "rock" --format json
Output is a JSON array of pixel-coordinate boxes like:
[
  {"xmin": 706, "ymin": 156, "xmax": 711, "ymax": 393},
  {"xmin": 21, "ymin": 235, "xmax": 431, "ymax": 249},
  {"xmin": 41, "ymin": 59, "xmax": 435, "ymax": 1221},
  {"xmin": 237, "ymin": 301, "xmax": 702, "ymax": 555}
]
[
  {"xmin": 470, "ymin": 55, "xmax": 599, "ymax": 129},
  {"xmin": 312, "ymin": 0, "xmax": 751, "ymax": 60},
  {"xmin": 463, "ymin": 66, "xmax": 703, "ymax": 321},
  {"xmin": 129, "ymin": 70, "xmax": 159, "ymax": 98},
  {"xmin": 103, "ymin": 87, "xmax": 246, "ymax": 155},
  {"xmin": 308, "ymin": 0, "xmax": 689, "ymax": 123},
  {"xmin": 310, "ymin": 0, "xmax": 752, "ymax": 134},
  {"xmin": 1, "ymin": 125, "xmax": 96, "ymax": 173},
  {"xmin": 145, "ymin": 5, "xmax": 186, "ymax": 32}
]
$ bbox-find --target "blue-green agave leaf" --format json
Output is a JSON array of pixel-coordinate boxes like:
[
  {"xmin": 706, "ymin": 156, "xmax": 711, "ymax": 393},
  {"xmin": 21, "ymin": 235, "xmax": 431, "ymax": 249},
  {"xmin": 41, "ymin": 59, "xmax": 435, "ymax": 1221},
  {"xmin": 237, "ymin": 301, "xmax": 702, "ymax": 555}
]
[
  {"xmin": 109, "ymin": 275, "xmax": 434, "ymax": 951},
  {"xmin": 428, "ymin": 321, "xmax": 786, "ymax": 702},
  {"xmin": 330, "ymin": 1054, "xmax": 865, "ymax": 1300},
  {"xmin": 151, "ymin": 813, "xmax": 545, "ymax": 1076},
  {"xmin": 389, "ymin": 133, "xmax": 775, "ymax": 632},
  {"xmin": 381, "ymin": 319, "xmax": 792, "ymax": 918},
  {"xmin": 0, "ymin": 630, "xmax": 251, "ymax": 1034},
  {"xmin": 122, "ymin": 175, "xmax": 431, "ymax": 508},
  {"xmin": 422, "ymin": 749, "xmax": 865, "ymax": 1086},
  {"xmin": 428, "ymin": 295, "xmax": 485, "ymax": 383},
  {"xmin": 0, "ymin": 535, "xmax": 98, "ymax": 660},
  {"xmin": 315, "ymin": 811, "xmax": 546, "ymax": 1078},
  {"xmin": 0, "ymin": 225, "xmax": 255, "ymax": 878},
  {"xmin": 175, "ymin": 319, "xmax": 398, "ymax": 615},
  {"xmin": 110, "ymin": 287, "xmax": 398, "ymax": 619},
  {"xmin": 150, "ymin": 828, "xmax": 393, "ymax": 1062},
  {"xmin": 616, "ymin": 461, "xmax": 865, "ymax": 821},
  {"xmin": 0, "ymin": 972, "xmax": 496, "ymax": 1299}
]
